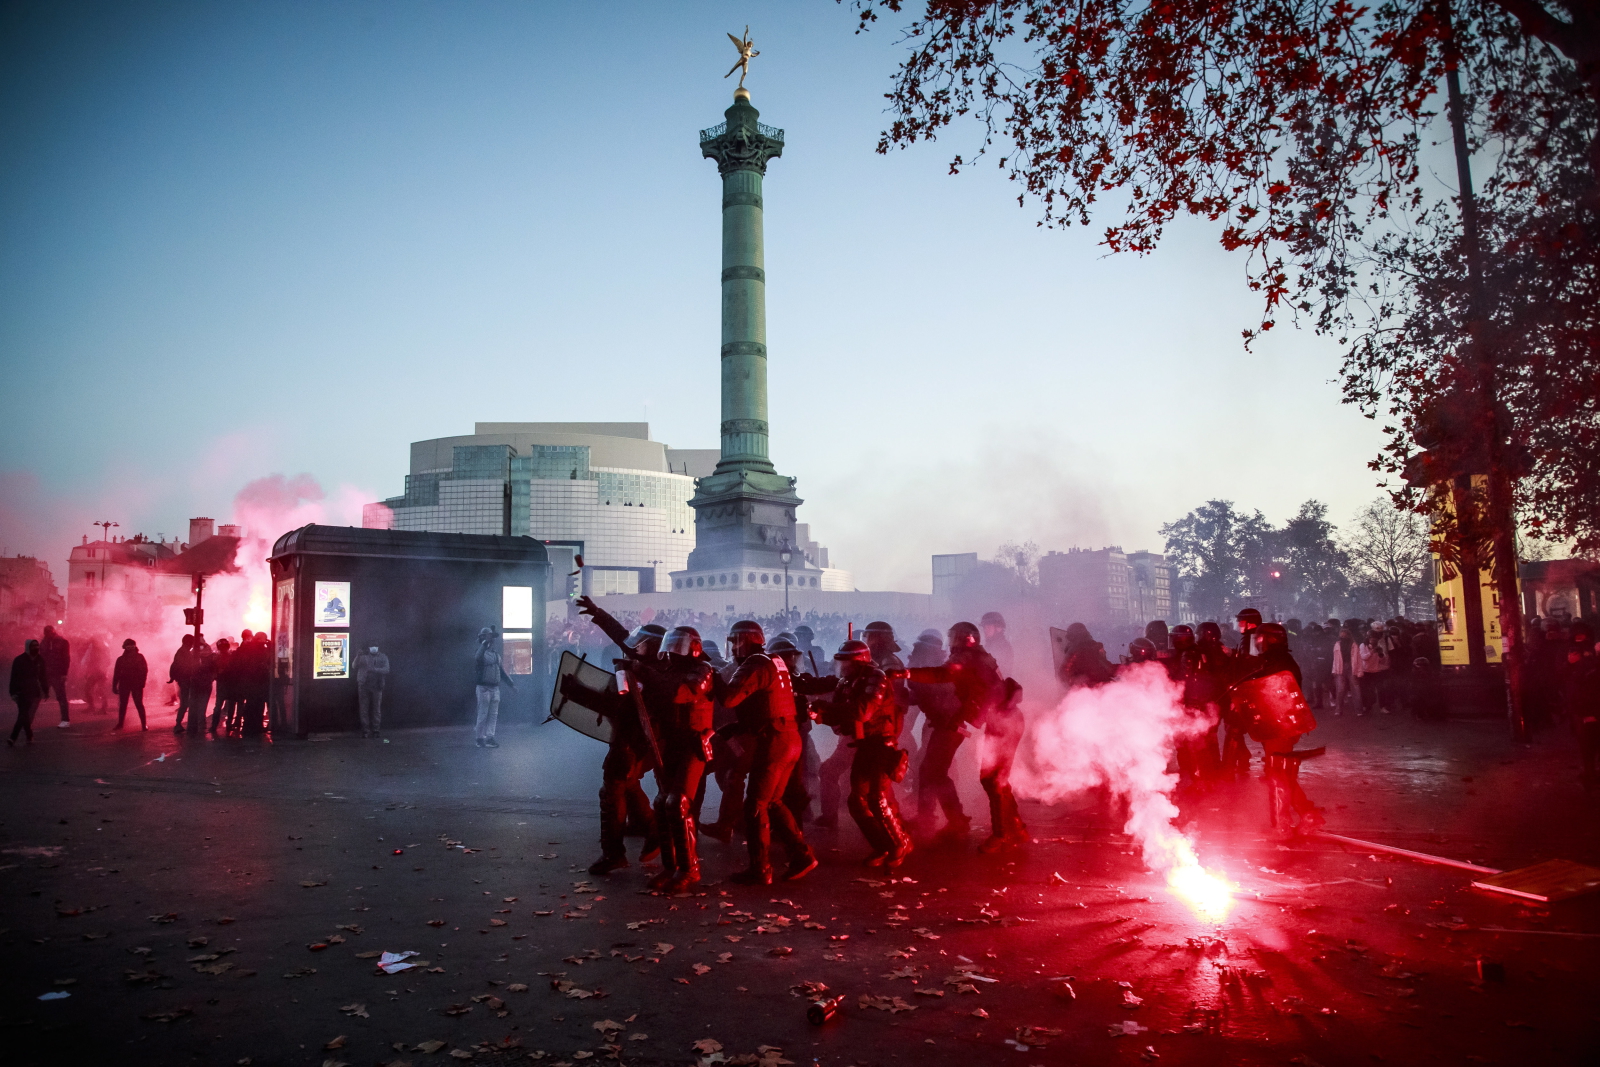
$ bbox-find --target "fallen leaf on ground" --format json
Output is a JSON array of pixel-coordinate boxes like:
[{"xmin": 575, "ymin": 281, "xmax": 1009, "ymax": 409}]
[
  {"xmin": 1016, "ymin": 1027, "xmax": 1063, "ymax": 1046},
  {"xmin": 149, "ymin": 913, "xmax": 179, "ymax": 924},
  {"xmin": 507, "ymin": 983, "xmax": 529, "ymax": 992},
  {"xmin": 693, "ymin": 1039, "xmax": 723, "ymax": 1053},
  {"xmin": 141, "ymin": 1007, "xmax": 194, "ymax": 1023},
  {"xmin": 692, "ymin": 964, "xmax": 711, "ymax": 975},
  {"xmin": 414, "ymin": 1040, "xmax": 446, "ymax": 1053},
  {"xmin": 653, "ymin": 943, "xmax": 674, "ymax": 956},
  {"xmin": 1108, "ymin": 1021, "xmax": 1148, "ymax": 1037},
  {"xmin": 301, "ymin": 881, "xmax": 327, "ymax": 888},
  {"xmin": 339, "ymin": 1003, "xmax": 370, "ymax": 1018},
  {"xmin": 767, "ymin": 947, "xmax": 793, "ymax": 957},
  {"xmin": 449, "ymin": 1052, "xmax": 472, "ymax": 1061},
  {"xmin": 325, "ymin": 1036, "xmax": 348, "ymax": 1050},
  {"xmin": 858, "ymin": 994, "xmax": 916, "ymax": 1013},
  {"xmin": 489, "ymin": 919, "xmax": 507, "ymax": 927},
  {"xmin": 427, "ymin": 920, "xmax": 447, "ymax": 927}
]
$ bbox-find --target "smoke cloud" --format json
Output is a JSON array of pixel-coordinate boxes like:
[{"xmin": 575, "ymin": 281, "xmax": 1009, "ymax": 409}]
[{"xmin": 1014, "ymin": 662, "xmax": 1217, "ymax": 878}]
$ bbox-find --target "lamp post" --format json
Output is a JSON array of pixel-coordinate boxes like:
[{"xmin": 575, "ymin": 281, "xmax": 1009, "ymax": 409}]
[
  {"xmin": 92, "ymin": 521, "xmax": 118, "ymax": 606},
  {"xmin": 780, "ymin": 544, "xmax": 793, "ymax": 619}
]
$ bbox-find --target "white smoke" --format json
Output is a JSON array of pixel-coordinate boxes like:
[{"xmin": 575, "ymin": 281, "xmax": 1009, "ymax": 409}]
[{"xmin": 1014, "ymin": 662, "xmax": 1216, "ymax": 876}]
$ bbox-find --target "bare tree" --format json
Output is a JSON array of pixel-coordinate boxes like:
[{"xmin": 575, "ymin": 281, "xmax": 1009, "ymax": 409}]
[{"xmin": 1341, "ymin": 499, "xmax": 1433, "ymax": 618}]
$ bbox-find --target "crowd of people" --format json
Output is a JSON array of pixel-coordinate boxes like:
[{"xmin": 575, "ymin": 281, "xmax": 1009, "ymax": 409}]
[{"xmin": 5, "ymin": 625, "xmax": 276, "ymax": 744}]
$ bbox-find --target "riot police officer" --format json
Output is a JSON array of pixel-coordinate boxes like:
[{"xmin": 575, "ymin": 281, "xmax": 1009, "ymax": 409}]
[
  {"xmin": 1232, "ymin": 622, "xmax": 1325, "ymax": 837},
  {"xmin": 905, "ymin": 621, "xmax": 1006, "ymax": 845},
  {"xmin": 818, "ymin": 639, "xmax": 913, "ymax": 869},
  {"xmin": 639, "ymin": 626, "xmax": 717, "ymax": 892},
  {"xmin": 562, "ymin": 597, "xmax": 665, "ymax": 875},
  {"xmin": 1221, "ymin": 609, "xmax": 1264, "ymax": 778},
  {"xmin": 820, "ymin": 622, "xmax": 906, "ymax": 827},
  {"xmin": 720, "ymin": 620, "xmax": 818, "ymax": 885}
]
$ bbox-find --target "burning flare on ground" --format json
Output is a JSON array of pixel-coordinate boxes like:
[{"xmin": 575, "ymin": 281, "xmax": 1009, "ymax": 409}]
[{"xmin": 1014, "ymin": 661, "xmax": 1233, "ymax": 924}]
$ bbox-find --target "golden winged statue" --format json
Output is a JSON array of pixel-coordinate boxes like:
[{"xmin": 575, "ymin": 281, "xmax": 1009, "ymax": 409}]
[{"xmin": 725, "ymin": 26, "xmax": 759, "ymax": 88}]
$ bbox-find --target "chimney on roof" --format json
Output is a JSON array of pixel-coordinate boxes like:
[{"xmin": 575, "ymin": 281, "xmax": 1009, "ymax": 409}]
[
  {"xmin": 189, "ymin": 518, "xmax": 215, "ymax": 545},
  {"xmin": 218, "ymin": 524, "xmax": 241, "ymax": 539}
]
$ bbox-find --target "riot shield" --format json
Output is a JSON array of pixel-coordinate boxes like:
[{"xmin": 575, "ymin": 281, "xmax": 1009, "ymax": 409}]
[
  {"xmin": 1048, "ymin": 627, "xmax": 1071, "ymax": 675},
  {"xmin": 1230, "ymin": 669, "xmax": 1317, "ymax": 742},
  {"xmin": 547, "ymin": 650, "xmax": 615, "ymax": 744}
]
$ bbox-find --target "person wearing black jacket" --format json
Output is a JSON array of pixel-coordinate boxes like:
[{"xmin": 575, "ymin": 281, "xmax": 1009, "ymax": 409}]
[
  {"xmin": 1232, "ymin": 622, "xmax": 1324, "ymax": 837},
  {"xmin": 721, "ymin": 619, "xmax": 817, "ymax": 886},
  {"xmin": 113, "ymin": 638, "xmax": 149, "ymax": 730},
  {"xmin": 562, "ymin": 597, "xmax": 662, "ymax": 876},
  {"xmin": 816, "ymin": 640, "xmax": 913, "ymax": 869},
  {"xmin": 41, "ymin": 625, "xmax": 71, "ymax": 727},
  {"xmin": 906, "ymin": 621, "xmax": 1006, "ymax": 845},
  {"xmin": 9, "ymin": 640, "xmax": 50, "ymax": 746}
]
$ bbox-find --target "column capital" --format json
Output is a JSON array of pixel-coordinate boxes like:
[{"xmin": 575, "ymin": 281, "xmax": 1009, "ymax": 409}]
[{"xmin": 700, "ymin": 98, "xmax": 784, "ymax": 177}]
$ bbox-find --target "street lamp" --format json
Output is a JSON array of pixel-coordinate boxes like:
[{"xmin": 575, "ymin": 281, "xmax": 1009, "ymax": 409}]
[
  {"xmin": 779, "ymin": 544, "xmax": 793, "ymax": 619},
  {"xmin": 91, "ymin": 521, "xmax": 118, "ymax": 606}
]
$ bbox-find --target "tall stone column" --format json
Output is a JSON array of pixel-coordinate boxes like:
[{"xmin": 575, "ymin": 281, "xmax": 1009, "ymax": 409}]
[
  {"xmin": 678, "ymin": 88, "xmax": 812, "ymax": 585},
  {"xmin": 701, "ymin": 87, "xmax": 784, "ymax": 475}
]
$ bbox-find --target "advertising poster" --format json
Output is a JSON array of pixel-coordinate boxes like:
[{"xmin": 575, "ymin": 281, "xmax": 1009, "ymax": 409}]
[
  {"xmin": 314, "ymin": 632, "xmax": 351, "ymax": 679},
  {"xmin": 314, "ymin": 581, "xmax": 350, "ymax": 628},
  {"xmin": 274, "ymin": 579, "xmax": 295, "ymax": 669}
]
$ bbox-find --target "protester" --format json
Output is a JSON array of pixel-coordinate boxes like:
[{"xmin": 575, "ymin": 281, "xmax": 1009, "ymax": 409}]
[
  {"xmin": 473, "ymin": 627, "xmax": 516, "ymax": 748},
  {"xmin": 80, "ymin": 636, "xmax": 110, "ymax": 714},
  {"xmin": 169, "ymin": 635, "xmax": 197, "ymax": 733},
  {"xmin": 8, "ymin": 639, "xmax": 49, "ymax": 746},
  {"xmin": 355, "ymin": 644, "xmax": 390, "ymax": 738},
  {"xmin": 41, "ymin": 625, "xmax": 71, "ymax": 727},
  {"xmin": 1356, "ymin": 627, "xmax": 1391, "ymax": 715},
  {"xmin": 209, "ymin": 638, "xmax": 235, "ymax": 736},
  {"xmin": 112, "ymin": 638, "xmax": 149, "ymax": 730}
]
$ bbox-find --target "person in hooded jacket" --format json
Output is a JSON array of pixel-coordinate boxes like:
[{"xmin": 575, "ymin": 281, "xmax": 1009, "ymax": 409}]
[
  {"xmin": 40, "ymin": 626, "xmax": 71, "ymax": 727},
  {"xmin": 169, "ymin": 635, "xmax": 197, "ymax": 734},
  {"xmin": 1058, "ymin": 623, "xmax": 1114, "ymax": 690},
  {"xmin": 112, "ymin": 638, "xmax": 149, "ymax": 730},
  {"xmin": 1167, "ymin": 625, "xmax": 1224, "ymax": 789}
]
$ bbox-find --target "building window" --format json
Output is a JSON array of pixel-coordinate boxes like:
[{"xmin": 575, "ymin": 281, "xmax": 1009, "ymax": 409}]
[
  {"xmin": 748, "ymin": 573, "xmax": 756, "ymax": 583},
  {"xmin": 761, "ymin": 574, "xmax": 769, "ymax": 584},
  {"xmin": 719, "ymin": 574, "xmax": 727, "ymax": 585},
  {"xmin": 501, "ymin": 586, "xmax": 534, "ymax": 674},
  {"xmin": 696, "ymin": 577, "xmax": 704, "ymax": 587}
]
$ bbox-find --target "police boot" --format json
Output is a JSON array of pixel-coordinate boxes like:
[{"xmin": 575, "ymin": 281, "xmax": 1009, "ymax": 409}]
[
  {"xmin": 979, "ymin": 787, "xmax": 1009, "ymax": 853},
  {"xmin": 663, "ymin": 800, "xmax": 701, "ymax": 893},
  {"xmin": 878, "ymin": 794, "xmax": 914, "ymax": 871},
  {"xmin": 647, "ymin": 801, "xmax": 679, "ymax": 891},
  {"xmin": 593, "ymin": 783, "xmax": 630, "ymax": 875}
]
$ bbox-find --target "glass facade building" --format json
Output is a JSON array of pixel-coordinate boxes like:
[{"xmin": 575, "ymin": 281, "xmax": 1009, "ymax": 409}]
[{"xmin": 363, "ymin": 424, "xmax": 718, "ymax": 595}]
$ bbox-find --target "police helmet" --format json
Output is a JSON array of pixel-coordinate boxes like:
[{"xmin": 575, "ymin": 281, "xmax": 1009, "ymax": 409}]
[
  {"xmin": 767, "ymin": 636, "xmax": 799, "ymax": 660},
  {"xmin": 948, "ymin": 621, "xmax": 981, "ymax": 650},
  {"xmin": 794, "ymin": 625, "xmax": 814, "ymax": 640},
  {"xmin": 833, "ymin": 639, "xmax": 872, "ymax": 664},
  {"xmin": 1170, "ymin": 624, "xmax": 1195, "ymax": 649},
  {"xmin": 1128, "ymin": 637, "xmax": 1158, "ymax": 663},
  {"xmin": 122, "ymin": 638, "xmax": 137, "ymax": 649},
  {"xmin": 980, "ymin": 611, "xmax": 1006, "ymax": 628},
  {"xmin": 1197, "ymin": 621, "xmax": 1223, "ymax": 642},
  {"xmin": 661, "ymin": 626, "xmax": 702, "ymax": 658},
  {"xmin": 727, "ymin": 619, "xmax": 765, "ymax": 652},
  {"xmin": 1256, "ymin": 621, "xmax": 1288, "ymax": 650},
  {"xmin": 626, "ymin": 623, "xmax": 668, "ymax": 652},
  {"xmin": 1236, "ymin": 607, "xmax": 1263, "ymax": 628},
  {"xmin": 863, "ymin": 620, "xmax": 899, "ymax": 652}
]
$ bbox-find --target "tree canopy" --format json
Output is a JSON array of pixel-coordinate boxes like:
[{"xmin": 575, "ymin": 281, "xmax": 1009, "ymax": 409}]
[{"xmin": 853, "ymin": 0, "xmax": 1600, "ymax": 551}]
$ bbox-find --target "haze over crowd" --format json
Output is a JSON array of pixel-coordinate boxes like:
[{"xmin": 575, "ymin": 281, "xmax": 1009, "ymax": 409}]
[{"xmin": 0, "ymin": 1, "xmax": 1392, "ymax": 590}]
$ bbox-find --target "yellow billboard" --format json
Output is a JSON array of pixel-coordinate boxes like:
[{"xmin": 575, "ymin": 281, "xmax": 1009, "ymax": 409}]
[{"xmin": 1433, "ymin": 557, "xmax": 1506, "ymax": 666}]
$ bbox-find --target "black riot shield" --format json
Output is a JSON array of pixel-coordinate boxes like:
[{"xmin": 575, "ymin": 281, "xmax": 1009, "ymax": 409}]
[{"xmin": 547, "ymin": 650, "xmax": 616, "ymax": 744}]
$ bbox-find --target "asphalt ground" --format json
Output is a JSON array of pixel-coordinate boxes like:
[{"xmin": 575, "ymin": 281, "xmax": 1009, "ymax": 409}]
[{"xmin": 3, "ymin": 699, "xmax": 1600, "ymax": 1067}]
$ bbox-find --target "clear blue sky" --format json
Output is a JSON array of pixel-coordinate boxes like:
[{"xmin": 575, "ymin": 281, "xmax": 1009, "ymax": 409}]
[{"xmin": 0, "ymin": 0, "xmax": 1389, "ymax": 592}]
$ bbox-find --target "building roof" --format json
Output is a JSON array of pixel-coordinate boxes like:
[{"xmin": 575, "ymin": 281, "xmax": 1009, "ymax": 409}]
[{"xmin": 271, "ymin": 525, "xmax": 550, "ymax": 565}]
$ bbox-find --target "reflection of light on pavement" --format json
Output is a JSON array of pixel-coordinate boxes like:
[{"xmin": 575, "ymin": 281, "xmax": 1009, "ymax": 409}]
[{"xmin": 1163, "ymin": 835, "xmax": 1232, "ymax": 924}]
